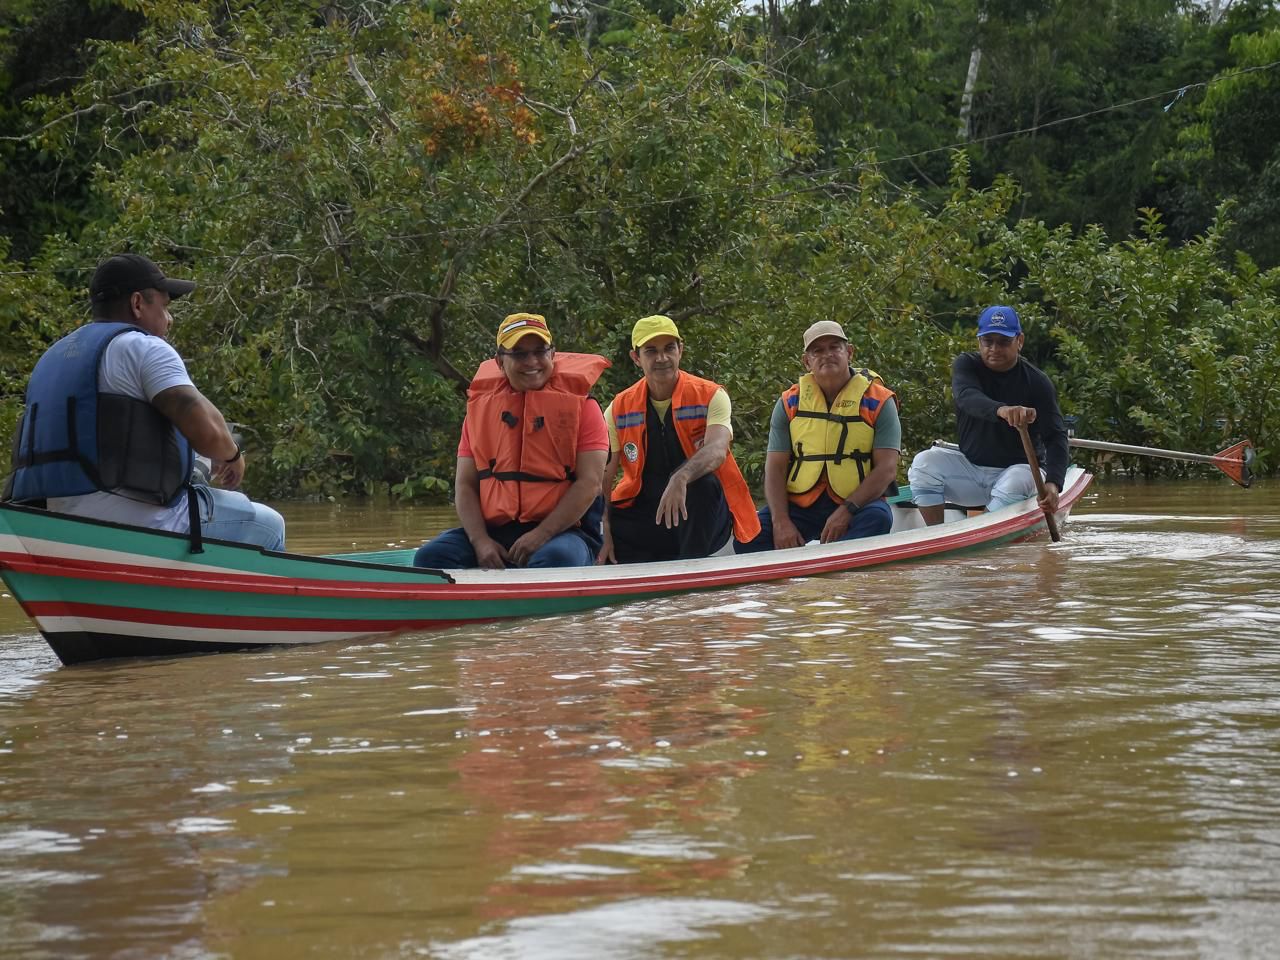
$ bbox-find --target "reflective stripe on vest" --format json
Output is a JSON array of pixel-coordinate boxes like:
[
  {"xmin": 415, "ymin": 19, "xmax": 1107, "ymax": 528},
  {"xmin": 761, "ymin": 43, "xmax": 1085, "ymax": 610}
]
[
  {"xmin": 783, "ymin": 368, "xmax": 892, "ymax": 506},
  {"xmin": 608, "ymin": 371, "xmax": 761, "ymax": 543}
]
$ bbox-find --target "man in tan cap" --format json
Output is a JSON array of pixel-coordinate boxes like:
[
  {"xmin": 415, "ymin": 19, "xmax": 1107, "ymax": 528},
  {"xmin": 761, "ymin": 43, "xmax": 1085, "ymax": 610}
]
[
  {"xmin": 737, "ymin": 320, "xmax": 900, "ymax": 552},
  {"xmin": 598, "ymin": 315, "xmax": 759, "ymax": 563},
  {"xmin": 413, "ymin": 313, "xmax": 610, "ymax": 569}
]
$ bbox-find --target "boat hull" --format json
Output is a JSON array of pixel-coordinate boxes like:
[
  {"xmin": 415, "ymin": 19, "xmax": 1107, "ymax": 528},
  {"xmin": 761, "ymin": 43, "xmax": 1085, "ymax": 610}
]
[{"xmin": 0, "ymin": 468, "xmax": 1092, "ymax": 665}]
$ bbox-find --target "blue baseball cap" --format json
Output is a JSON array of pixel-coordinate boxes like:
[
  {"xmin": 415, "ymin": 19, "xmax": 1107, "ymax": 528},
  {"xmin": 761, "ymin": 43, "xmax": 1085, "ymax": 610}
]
[{"xmin": 976, "ymin": 305, "xmax": 1022, "ymax": 338}]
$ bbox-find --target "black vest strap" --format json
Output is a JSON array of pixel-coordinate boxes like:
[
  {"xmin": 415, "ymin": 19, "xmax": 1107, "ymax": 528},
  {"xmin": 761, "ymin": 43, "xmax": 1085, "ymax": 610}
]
[
  {"xmin": 186, "ymin": 482, "xmax": 204, "ymax": 554},
  {"xmin": 792, "ymin": 408, "xmax": 868, "ymax": 467},
  {"xmin": 476, "ymin": 460, "xmax": 575, "ymax": 484}
]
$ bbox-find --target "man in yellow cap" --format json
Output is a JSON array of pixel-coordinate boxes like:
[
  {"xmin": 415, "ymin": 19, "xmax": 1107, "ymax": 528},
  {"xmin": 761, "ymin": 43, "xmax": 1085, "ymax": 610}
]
[
  {"xmin": 737, "ymin": 320, "xmax": 899, "ymax": 552},
  {"xmin": 598, "ymin": 315, "xmax": 759, "ymax": 563},
  {"xmin": 413, "ymin": 313, "xmax": 610, "ymax": 569}
]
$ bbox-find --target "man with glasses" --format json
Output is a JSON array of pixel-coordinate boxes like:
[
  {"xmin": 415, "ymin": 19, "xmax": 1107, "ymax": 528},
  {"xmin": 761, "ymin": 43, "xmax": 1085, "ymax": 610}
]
[
  {"xmin": 737, "ymin": 320, "xmax": 900, "ymax": 552},
  {"xmin": 6, "ymin": 253, "xmax": 285, "ymax": 550},
  {"xmin": 597, "ymin": 315, "xmax": 759, "ymax": 564},
  {"xmin": 413, "ymin": 313, "xmax": 610, "ymax": 569},
  {"xmin": 907, "ymin": 305, "xmax": 1068, "ymax": 523}
]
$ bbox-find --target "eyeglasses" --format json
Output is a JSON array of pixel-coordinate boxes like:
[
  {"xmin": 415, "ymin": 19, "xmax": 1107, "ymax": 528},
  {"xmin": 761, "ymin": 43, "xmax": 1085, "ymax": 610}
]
[
  {"xmin": 978, "ymin": 335, "xmax": 1017, "ymax": 349},
  {"xmin": 498, "ymin": 345, "xmax": 555, "ymax": 362}
]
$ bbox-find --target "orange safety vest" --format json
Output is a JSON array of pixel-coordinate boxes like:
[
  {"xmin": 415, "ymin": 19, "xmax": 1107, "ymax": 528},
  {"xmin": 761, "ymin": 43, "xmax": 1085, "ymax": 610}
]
[
  {"xmin": 467, "ymin": 352, "xmax": 610, "ymax": 526},
  {"xmin": 781, "ymin": 368, "xmax": 896, "ymax": 507},
  {"xmin": 609, "ymin": 372, "xmax": 761, "ymax": 542}
]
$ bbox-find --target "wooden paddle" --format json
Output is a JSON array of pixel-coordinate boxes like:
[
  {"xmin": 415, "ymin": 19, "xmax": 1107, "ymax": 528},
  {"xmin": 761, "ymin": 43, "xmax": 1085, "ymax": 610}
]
[
  {"xmin": 1016, "ymin": 423, "xmax": 1061, "ymax": 542},
  {"xmin": 1069, "ymin": 437, "xmax": 1254, "ymax": 488}
]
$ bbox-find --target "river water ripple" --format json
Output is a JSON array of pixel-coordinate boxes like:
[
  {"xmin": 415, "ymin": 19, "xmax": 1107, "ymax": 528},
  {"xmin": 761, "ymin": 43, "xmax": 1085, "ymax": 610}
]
[{"xmin": 1, "ymin": 480, "xmax": 1278, "ymax": 959}]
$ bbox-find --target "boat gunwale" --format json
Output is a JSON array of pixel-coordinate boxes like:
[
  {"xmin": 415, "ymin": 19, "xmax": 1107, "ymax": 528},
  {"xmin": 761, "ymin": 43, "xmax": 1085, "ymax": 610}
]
[{"xmin": 0, "ymin": 467, "xmax": 1092, "ymax": 602}]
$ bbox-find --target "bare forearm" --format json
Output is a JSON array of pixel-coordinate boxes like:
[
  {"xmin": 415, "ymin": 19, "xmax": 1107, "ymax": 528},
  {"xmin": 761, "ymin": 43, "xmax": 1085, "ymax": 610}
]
[
  {"xmin": 152, "ymin": 386, "xmax": 238, "ymax": 461},
  {"xmin": 534, "ymin": 476, "xmax": 600, "ymax": 537},
  {"xmin": 763, "ymin": 453, "xmax": 792, "ymax": 521},
  {"xmin": 454, "ymin": 485, "xmax": 490, "ymax": 544},
  {"xmin": 850, "ymin": 455, "xmax": 898, "ymax": 507},
  {"xmin": 671, "ymin": 434, "xmax": 728, "ymax": 486},
  {"xmin": 601, "ymin": 450, "xmax": 622, "ymax": 517}
]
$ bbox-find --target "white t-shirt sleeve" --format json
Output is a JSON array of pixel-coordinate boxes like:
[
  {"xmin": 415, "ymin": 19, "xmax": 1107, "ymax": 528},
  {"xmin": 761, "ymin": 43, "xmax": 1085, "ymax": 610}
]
[{"xmin": 98, "ymin": 332, "xmax": 193, "ymax": 402}]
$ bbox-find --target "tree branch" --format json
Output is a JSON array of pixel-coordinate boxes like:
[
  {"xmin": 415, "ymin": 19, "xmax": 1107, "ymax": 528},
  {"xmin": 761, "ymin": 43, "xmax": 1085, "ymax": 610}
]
[{"xmin": 422, "ymin": 141, "xmax": 592, "ymax": 364}]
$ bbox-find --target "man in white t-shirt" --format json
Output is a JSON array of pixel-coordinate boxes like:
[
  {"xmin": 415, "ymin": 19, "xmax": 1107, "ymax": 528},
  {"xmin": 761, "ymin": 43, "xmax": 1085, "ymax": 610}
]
[{"xmin": 7, "ymin": 253, "xmax": 285, "ymax": 550}]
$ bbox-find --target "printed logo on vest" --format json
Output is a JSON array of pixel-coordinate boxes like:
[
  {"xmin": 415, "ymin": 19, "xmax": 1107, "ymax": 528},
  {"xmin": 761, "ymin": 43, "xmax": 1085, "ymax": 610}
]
[{"xmin": 623, "ymin": 441, "xmax": 640, "ymax": 463}]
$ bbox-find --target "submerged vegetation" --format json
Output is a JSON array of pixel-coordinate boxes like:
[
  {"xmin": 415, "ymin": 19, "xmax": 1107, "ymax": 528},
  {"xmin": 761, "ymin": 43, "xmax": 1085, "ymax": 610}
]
[{"xmin": 1, "ymin": 0, "xmax": 1278, "ymax": 498}]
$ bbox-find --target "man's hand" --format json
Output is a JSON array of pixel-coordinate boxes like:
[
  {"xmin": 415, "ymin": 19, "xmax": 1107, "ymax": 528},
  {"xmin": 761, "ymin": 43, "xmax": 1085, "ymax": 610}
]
[
  {"xmin": 471, "ymin": 535, "xmax": 509, "ymax": 570},
  {"xmin": 211, "ymin": 454, "xmax": 245, "ymax": 489},
  {"xmin": 820, "ymin": 504, "xmax": 852, "ymax": 543},
  {"xmin": 507, "ymin": 527, "xmax": 552, "ymax": 567},
  {"xmin": 655, "ymin": 473, "xmax": 689, "ymax": 529},
  {"xmin": 772, "ymin": 517, "xmax": 806, "ymax": 550},
  {"xmin": 997, "ymin": 405, "xmax": 1037, "ymax": 428},
  {"xmin": 596, "ymin": 527, "xmax": 617, "ymax": 565},
  {"xmin": 1037, "ymin": 481, "xmax": 1060, "ymax": 514}
]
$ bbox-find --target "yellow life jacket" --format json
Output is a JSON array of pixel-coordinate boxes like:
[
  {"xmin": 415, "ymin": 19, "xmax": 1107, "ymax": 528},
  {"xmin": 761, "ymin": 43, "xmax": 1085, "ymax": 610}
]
[{"xmin": 782, "ymin": 369, "xmax": 894, "ymax": 506}]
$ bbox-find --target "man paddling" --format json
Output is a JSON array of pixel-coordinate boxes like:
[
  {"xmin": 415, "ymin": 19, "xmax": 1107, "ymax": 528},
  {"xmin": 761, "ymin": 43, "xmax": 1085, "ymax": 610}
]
[
  {"xmin": 5, "ymin": 253, "xmax": 285, "ymax": 550},
  {"xmin": 907, "ymin": 305, "xmax": 1068, "ymax": 522},
  {"xmin": 737, "ymin": 320, "xmax": 900, "ymax": 551},
  {"xmin": 597, "ymin": 315, "xmax": 759, "ymax": 564},
  {"xmin": 413, "ymin": 313, "xmax": 609, "ymax": 569}
]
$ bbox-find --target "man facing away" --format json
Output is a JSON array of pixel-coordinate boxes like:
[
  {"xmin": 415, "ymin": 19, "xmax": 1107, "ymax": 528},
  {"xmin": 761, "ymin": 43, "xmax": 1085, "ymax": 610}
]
[
  {"xmin": 598, "ymin": 315, "xmax": 759, "ymax": 564},
  {"xmin": 413, "ymin": 313, "xmax": 610, "ymax": 570},
  {"xmin": 737, "ymin": 320, "xmax": 900, "ymax": 552},
  {"xmin": 907, "ymin": 305, "xmax": 1068, "ymax": 523},
  {"xmin": 6, "ymin": 253, "xmax": 285, "ymax": 550}
]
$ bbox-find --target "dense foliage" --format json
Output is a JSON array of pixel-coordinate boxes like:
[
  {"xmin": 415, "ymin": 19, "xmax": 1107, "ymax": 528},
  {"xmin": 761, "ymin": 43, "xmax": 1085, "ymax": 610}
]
[{"xmin": 1, "ymin": 0, "xmax": 1278, "ymax": 500}]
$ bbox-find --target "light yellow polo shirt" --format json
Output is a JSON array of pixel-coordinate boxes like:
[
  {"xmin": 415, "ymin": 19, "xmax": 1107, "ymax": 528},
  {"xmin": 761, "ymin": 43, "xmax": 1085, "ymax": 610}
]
[{"xmin": 604, "ymin": 387, "xmax": 732, "ymax": 453}]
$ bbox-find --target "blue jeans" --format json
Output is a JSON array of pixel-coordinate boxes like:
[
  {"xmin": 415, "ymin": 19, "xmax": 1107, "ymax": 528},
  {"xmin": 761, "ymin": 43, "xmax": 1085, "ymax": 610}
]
[
  {"xmin": 414, "ymin": 526, "xmax": 596, "ymax": 569},
  {"xmin": 907, "ymin": 445, "xmax": 1041, "ymax": 512},
  {"xmin": 195, "ymin": 484, "xmax": 286, "ymax": 552},
  {"xmin": 736, "ymin": 496, "xmax": 892, "ymax": 553}
]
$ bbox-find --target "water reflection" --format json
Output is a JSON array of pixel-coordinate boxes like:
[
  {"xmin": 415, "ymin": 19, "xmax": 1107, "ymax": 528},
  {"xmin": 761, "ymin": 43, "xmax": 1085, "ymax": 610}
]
[
  {"xmin": 447, "ymin": 608, "xmax": 768, "ymax": 918},
  {"xmin": 2, "ymin": 482, "xmax": 1280, "ymax": 957}
]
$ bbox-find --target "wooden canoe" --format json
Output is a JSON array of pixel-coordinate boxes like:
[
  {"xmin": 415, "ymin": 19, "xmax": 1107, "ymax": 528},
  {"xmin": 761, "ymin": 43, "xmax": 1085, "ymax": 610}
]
[{"xmin": 0, "ymin": 466, "xmax": 1092, "ymax": 665}]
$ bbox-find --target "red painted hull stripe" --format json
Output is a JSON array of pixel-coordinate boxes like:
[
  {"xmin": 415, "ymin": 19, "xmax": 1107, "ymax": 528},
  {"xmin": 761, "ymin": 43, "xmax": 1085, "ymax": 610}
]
[
  {"xmin": 2, "ymin": 476, "xmax": 1088, "ymax": 603},
  {"xmin": 24, "ymin": 601, "xmax": 470, "ymax": 632}
]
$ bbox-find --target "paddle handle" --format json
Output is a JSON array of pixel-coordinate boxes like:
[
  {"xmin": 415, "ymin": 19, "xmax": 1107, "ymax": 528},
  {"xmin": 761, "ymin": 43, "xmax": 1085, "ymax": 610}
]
[
  {"xmin": 1070, "ymin": 437, "xmax": 1219, "ymax": 464},
  {"xmin": 1016, "ymin": 423, "xmax": 1061, "ymax": 542}
]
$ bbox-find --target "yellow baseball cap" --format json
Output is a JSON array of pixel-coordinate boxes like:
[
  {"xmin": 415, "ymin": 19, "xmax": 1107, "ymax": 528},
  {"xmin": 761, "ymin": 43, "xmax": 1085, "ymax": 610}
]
[
  {"xmin": 631, "ymin": 314, "xmax": 680, "ymax": 349},
  {"xmin": 496, "ymin": 313, "xmax": 553, "ymax": 349}
]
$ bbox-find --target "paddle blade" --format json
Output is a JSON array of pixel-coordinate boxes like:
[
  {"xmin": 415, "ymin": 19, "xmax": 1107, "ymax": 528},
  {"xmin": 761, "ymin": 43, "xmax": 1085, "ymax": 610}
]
[{"xmin": 1212, "ymin": 440, "xmax": 1255, "ymax": 488}]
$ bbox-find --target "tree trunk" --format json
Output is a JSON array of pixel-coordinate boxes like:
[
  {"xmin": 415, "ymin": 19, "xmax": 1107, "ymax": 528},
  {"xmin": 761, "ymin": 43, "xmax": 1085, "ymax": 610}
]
[{"xmin": 958, "ymin": 10, "xmax": 987, "ymax": 141}]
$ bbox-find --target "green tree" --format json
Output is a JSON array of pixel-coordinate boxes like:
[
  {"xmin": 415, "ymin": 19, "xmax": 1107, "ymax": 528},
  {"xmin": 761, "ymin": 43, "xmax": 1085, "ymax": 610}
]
[
  {"xmin": 1162, "ymin": 27, "xmax": 1280, "ymax": 267},
  {"xmin": 6, "ymin": 0, "xmax": 817, "ymax": 495}
]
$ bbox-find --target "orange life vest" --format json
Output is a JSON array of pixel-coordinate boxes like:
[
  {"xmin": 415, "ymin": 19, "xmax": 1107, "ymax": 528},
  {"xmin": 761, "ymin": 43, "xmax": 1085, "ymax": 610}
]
[
  {"xmin": 609, "ymin": 372, "xmax": 761, "ymax": 542},
  {"xmin": 467, "ymin": 352, "xmax": 610, "ymax": 526}
]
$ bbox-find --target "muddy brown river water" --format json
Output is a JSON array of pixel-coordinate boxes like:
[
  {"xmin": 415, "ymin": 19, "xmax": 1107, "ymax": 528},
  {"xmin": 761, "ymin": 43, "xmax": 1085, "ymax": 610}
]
[{"xmin": 1, "ymin": 480, "xmax": 1277, "ymax": 958}]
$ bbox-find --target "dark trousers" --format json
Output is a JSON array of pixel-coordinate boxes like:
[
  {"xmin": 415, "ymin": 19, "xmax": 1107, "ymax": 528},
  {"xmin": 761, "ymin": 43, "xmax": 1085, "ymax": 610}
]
[
  {"xmin": 735, "ymin": 496, "xmax": 892, "ymax": 552},
  {"xmin": 609, "ymin": 473, "xmax": 732, "ymax": 563}
]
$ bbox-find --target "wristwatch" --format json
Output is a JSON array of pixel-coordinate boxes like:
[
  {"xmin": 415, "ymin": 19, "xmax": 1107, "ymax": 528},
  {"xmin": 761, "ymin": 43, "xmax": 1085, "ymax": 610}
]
[
  {"xmin": 843, "ymin": 500, "xmax": 860, "ymax": 518},
  {"xmin": 225, "ymin": 444, "xmax": 244, "ymax": 464}
]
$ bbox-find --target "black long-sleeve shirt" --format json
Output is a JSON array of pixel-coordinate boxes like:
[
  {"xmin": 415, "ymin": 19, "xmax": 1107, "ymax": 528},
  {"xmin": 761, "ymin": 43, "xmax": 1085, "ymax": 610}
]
[{"xmin": 952, "ymin": 352, "xmax": 1069, "ymax": 489}]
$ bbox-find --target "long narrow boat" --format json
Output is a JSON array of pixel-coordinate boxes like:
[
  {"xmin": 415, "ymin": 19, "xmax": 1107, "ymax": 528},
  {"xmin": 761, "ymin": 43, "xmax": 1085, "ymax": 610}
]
[{"xmin": 0, "ymin": 466, "xmax": 1092, "ymax": 666}]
